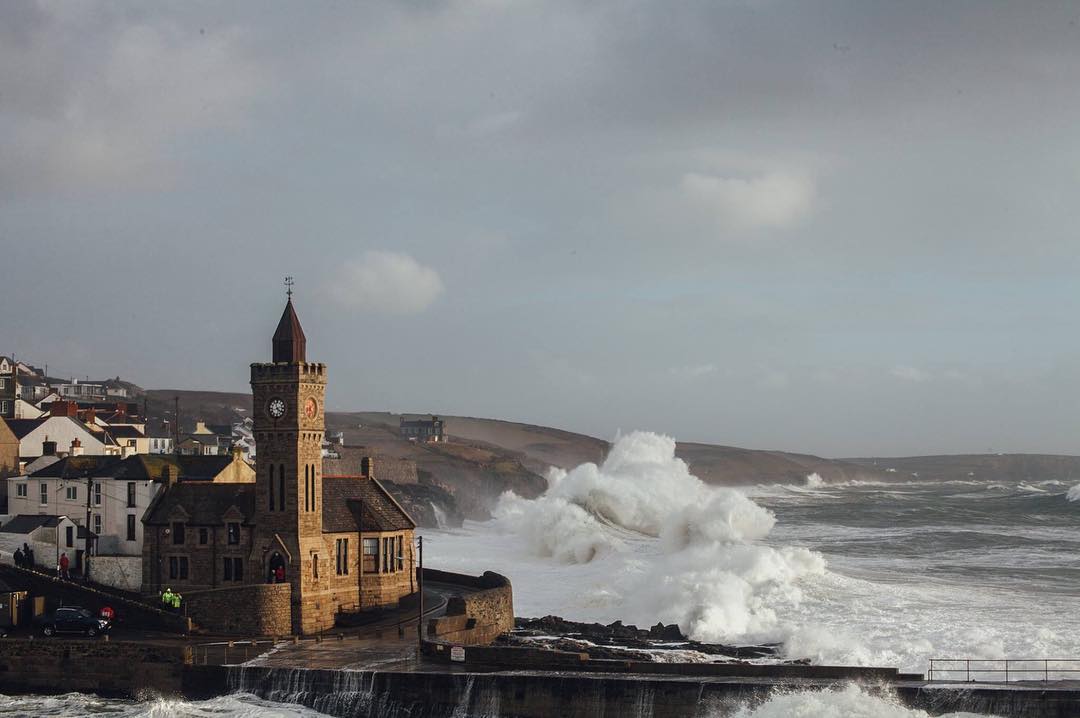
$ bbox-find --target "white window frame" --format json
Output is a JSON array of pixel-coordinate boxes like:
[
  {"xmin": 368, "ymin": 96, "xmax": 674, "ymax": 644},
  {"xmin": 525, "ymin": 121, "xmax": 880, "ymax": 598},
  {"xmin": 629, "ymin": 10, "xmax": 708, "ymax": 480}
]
[{"xmin": 39, "ymin": 482, "xmax": 48, "ymax": 506}]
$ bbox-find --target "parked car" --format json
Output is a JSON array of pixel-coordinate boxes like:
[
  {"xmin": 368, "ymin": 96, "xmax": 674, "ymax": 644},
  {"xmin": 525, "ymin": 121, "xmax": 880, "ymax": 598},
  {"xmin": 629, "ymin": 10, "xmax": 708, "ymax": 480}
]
[{"xmin": 35, "ymin": 607, "xmax": 111, "ymax": 637}]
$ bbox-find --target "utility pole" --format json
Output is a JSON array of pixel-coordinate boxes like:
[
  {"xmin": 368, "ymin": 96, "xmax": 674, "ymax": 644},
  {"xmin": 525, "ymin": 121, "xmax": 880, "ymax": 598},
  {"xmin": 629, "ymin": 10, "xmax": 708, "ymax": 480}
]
[
  {"xmin": 84, "ymin": 475, "xmax": 93, "ymax": 581},
  {"xmin": 417, "ymin": 535, "xmax": 424, "ymax": 649},
  {"xmin": 174, "ymin": 396, "xmax": 180, "ymax": 454}
]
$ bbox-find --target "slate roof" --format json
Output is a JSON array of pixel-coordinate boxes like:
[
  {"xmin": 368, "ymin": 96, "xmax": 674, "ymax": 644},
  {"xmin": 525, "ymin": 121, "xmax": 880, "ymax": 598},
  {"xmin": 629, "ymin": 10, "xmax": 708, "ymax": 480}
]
[
  {"xmin": 272, "ymin": 298, "xmax": 307, "ymax": 363},
  {"xmin": 322, "ymin": 476, "xmax": 415, "ymax": 533},
  {"xmin": 104, "ymin": 425, "xmax": 146, "ymax": 440},
  {"xmin": 0, "ymin": 515, "xmax": 60, "ymax": 533},
  {"xmin": 144, "ymin": 483, "xmax": 255, "ymax": 526},
  {"xmin": 27, "ymin": 454, "xmax": 237, "ymax": 482},
  {"xmin": 3, "ymin": 418, "xmax": 46, "ymax": 439},
  {"xmin": 0, "ymin": 515, "xmax": 93, "ymax": 538}
]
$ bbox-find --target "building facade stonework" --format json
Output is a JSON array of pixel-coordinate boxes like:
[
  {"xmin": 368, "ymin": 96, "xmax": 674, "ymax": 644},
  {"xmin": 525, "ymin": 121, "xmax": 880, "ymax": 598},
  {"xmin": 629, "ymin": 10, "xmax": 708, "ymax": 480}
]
[{"xmin": 142, "ymin": 297, "xmax": 417, "ymax": 635}]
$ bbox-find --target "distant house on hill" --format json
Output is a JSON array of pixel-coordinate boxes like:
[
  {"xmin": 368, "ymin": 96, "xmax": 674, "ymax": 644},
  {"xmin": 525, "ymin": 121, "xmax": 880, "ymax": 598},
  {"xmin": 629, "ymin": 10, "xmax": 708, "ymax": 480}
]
[
  {"xmin": 399, "ymin": 415, "xmax": 445, "ymax": 443},
  {"xmin": 0, "ymin": 358, "xmax": 14, "ymax": 420}
]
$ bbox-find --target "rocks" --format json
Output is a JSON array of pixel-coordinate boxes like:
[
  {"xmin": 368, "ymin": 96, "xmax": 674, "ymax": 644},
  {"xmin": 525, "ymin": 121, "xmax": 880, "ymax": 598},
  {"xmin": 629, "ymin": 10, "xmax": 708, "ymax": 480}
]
[{"xmin": 512, "ymin": 615, "xmax": 780, "ymax": 661}]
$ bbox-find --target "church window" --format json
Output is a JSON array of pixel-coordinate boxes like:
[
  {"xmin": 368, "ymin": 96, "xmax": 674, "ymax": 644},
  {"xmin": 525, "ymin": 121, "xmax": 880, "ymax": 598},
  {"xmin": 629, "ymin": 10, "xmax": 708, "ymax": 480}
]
[
  {"xmin": 169, "ymin": 556, "xmax": 189, "ymax": 580},
  {"xmin": 227, "ymin": 522, "xmax": 240, "ymax": 545},
  {"xmin": 268, "ymin": 464, "xmax": 275, "ymax": 511},
  {"xmin": 304, "ymin": 465, "xmax": 310, "ymax": 511},
  {"xmin": 312, "ymin": 554, "xmax": 319, "ymax": 579},
  {"xmin": 224, "ymin": 557, "xmax": 243, "ymax": 582},
  {"xmin": 336, "ymin": 538, "xmax": 349, "ymax": 575},
  {"xmin": 362, "ymin": 538, "xmax": 378, "ymax": 573},
  {"xmin": 172, "ymin": 522, "xmax": 185, "ymax": 544},
  {"xmin": 278, "ymin": 464, "xmax": 285, "ymax": 511},
  {"xmin": 311, "ymin": 465, "xmax": 316, "ymax": 508}
]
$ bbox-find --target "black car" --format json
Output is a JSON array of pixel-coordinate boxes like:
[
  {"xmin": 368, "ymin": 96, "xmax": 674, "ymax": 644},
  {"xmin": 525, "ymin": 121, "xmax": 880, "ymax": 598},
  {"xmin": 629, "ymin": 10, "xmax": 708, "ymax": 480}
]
[{"xmin": 36, "ymin": 607, "xmax": 111, "ymax": 637}]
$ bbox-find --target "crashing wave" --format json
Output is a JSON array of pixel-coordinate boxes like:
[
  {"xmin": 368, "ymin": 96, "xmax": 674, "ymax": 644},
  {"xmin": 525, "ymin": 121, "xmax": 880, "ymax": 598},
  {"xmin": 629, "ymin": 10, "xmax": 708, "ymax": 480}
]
[
  {"xmin": 732, "ymin": 683, "xmax": 985, "ymax": 718},
  {"xmin": 493, "ymin": 431, "xmax": 826, "ymax": 644},
  {"xmin": 1068, "ymin": 484, "xmax": 1080, "ymax": 502}
]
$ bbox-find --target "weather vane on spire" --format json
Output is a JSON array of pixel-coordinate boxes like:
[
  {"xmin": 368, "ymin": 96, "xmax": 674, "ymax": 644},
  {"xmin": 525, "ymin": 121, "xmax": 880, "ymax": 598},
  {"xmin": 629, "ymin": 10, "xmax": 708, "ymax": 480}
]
[{"xmin": 284, "ymin": 276, "xmax": 294, "ymax": 299}]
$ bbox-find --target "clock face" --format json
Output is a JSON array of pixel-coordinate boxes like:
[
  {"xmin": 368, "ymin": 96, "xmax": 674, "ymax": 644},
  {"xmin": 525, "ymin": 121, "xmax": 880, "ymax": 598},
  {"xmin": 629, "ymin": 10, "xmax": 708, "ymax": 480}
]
[
  {"xmin": 304, "ymin": 397, "xmax": 318, "ymax": 419},
  {"xmin": 268, "ymin": 398, "xmax": 286, "ymax": 419}
]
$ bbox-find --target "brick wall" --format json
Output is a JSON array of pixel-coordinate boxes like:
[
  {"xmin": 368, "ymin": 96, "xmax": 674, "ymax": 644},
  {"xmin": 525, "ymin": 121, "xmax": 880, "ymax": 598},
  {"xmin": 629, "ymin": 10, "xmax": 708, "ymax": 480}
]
[
  {"xmin": 184, "ymin": 583, "xmax": 292, "ymax": 636},
  {"xmin": 425, "ymin": 570, "xmax": 513, "ymax": 646}
]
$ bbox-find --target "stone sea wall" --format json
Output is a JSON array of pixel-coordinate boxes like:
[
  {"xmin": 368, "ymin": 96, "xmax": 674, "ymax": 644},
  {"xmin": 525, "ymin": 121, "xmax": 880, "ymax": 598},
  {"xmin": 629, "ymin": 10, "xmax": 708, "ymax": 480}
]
[
  {"xmin": 0, "ymin": 640, "xmax": 190, "ymax": 697},
  {"xmin": 424, "ymin": 569, "xmax": 513, "ymax": 646}
]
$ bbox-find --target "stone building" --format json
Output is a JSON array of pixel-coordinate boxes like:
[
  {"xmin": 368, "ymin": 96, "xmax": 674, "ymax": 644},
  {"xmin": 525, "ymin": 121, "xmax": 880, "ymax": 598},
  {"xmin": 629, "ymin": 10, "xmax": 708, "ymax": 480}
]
[{"xmin": 142, "ymin": 296, "xmax": 417, "ymax": 634}]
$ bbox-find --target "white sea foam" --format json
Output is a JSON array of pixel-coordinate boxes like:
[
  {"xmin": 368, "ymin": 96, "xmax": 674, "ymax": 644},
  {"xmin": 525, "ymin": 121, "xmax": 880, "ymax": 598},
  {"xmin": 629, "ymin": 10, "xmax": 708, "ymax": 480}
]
[
  {"xmin": 491, "ymin": 431, "xmax": 826, "ymax": 643},
  {"xmin": 805, "ymin": 472, "xmax": 825, "ymax": 488},
  {"xmin": 1067, "ymin": 483, "xmax": 1080, "ymax": 502},
  {"xmin": 729, "ymin": 684, "xmax": 993, "ymax": 718}
]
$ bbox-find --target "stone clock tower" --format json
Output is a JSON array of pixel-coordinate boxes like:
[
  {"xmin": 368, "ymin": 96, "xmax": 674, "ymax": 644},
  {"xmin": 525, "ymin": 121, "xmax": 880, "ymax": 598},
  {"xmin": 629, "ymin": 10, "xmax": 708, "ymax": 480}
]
[{"xmin": 249, "ymin": 289, "xmax": 326, "ymax": 626}]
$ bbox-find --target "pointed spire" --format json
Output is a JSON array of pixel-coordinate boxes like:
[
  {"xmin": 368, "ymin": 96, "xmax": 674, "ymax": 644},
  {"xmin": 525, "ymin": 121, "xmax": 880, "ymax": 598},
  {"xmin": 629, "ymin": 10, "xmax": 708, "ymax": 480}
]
[{"xmin": 272, "ymin": 298, "xmax": 307, "ymax": 363}]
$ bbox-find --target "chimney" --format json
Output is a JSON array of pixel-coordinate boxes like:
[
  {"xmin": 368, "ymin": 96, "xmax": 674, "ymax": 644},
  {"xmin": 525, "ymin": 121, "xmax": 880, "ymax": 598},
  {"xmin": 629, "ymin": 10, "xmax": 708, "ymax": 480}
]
[
  {"xmin": 361, "ymin": 456, "xmax": 374, "ymax": 479},
  {"xmin": 231, "ymin": 444, "xmax": 244, "ymax": 462},
  {"xmin": 41, "ymin": 437, "xmax": 57, "ymax": 456},
  {"xmin": 70, "ymin": 438, "xmax": 83, "ymax": 457},
  {"xmin": 162, "ymin": 465, "xmax": 176, "ymax": 487},
  {"xmin": 50, "ymin": 400, "xmax": 77, "ymax": 417}
]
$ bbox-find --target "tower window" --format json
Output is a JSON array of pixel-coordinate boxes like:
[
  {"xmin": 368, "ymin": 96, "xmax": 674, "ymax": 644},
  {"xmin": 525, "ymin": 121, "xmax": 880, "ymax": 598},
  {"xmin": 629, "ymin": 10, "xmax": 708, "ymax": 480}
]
[
  {"xmin": 269, "ymin": 464, "xmax": 275, "ymax": 511},
  {"xmin": 278, "ymin": 464, "xmax": 285, "ymax": 511}
]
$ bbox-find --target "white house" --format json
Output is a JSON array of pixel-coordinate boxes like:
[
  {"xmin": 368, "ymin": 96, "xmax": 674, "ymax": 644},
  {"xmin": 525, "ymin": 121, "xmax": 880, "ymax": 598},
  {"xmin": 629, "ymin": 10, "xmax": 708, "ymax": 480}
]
[
  {"xmin": 7, "ymin": 416, "xmax": 113, "ymax": 461},
  {"xmin": 7, "ymin": 452, "xmax": 254, "ymax": 559},
  {"xmin": 0, "ymin": 514, "xmax": 90, "ymax": 573}
]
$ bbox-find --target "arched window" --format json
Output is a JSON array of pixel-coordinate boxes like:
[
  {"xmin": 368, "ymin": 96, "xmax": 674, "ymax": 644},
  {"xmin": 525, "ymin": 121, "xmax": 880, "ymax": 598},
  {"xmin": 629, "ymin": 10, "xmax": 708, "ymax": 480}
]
[
  {"xmin": 268, "ymin": 464, "xmax": 275, "ymax": 511},
  {"xmin": 304, "ymin": 465, "xmax": 310, "ymax": 512},
  {"xmin": 280, "ymin": 464, "xmax": 287, "ymax": 511}
]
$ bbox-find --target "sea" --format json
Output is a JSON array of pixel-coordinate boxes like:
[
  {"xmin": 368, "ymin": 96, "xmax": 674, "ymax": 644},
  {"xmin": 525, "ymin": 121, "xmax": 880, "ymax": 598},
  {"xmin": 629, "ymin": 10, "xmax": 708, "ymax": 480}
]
[{"xmin": 3, "ymin": 431, "xmax": 1077, "ymax": 717}]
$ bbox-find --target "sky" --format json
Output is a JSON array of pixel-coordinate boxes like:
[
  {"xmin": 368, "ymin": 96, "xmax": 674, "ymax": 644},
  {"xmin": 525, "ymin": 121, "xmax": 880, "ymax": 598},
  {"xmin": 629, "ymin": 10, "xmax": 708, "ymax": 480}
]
[{"xmin": 4, "ymin": 1, "xmax": 1080, "ymax": 457}]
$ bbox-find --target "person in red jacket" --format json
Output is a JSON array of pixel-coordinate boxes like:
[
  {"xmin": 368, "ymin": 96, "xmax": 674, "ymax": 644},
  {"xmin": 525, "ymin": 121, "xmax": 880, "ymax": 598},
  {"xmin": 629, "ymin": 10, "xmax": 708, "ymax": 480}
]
[
  {"xmin": 274, "ymin": 565, "xmax": 285, "ymax": 583},
  {"xmin": 58, "ymin": 552, "xmax": 70, "ymax": 580}
]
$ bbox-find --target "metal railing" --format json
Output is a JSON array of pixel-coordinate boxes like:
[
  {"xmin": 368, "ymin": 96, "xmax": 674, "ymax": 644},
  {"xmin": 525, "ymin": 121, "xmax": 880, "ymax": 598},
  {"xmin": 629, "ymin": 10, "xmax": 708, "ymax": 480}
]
[
  {"xmin": 193, "ymin": 639, "xmax": 279, "ymax": 666},
  {"xmin": 927, "ymin": 658, "xmax": 1080, "ymax": 683}
]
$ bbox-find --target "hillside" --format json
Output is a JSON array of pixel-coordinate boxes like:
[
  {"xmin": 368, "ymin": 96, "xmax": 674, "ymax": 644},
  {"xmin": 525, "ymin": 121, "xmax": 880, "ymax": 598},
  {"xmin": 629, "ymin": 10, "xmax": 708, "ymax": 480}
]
[{"xmin": 844, "ymin": 453, "xmax": 1080, "ymax": 483}]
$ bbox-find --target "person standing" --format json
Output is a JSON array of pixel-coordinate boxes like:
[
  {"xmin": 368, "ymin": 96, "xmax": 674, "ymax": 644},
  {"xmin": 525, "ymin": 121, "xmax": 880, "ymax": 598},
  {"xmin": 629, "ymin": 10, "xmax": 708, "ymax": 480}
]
[
  {"xmin": 12, "ymin": 548, "xmax": 22, "ymax": 569},
  {"xmin": 23, "ymin": 543, "xmax": 34, "ymax": 570},
  {"xmin": 59, "ymin": 552, "xmax": 70, "ymax": 580},
  {"xmin": 274, "ymin": 565, "xmax": 285, "ymax": 584}
]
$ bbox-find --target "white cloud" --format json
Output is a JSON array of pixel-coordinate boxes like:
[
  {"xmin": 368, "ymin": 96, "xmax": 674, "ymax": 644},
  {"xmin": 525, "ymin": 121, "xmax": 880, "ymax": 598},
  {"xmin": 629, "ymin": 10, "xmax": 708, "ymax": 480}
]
[
  {"xmin": 325, "ymin": 251, "xmax": 444, "ymax": 314},
  {"xmin": 891, "ymin": 365, "xmax": 932, "ymax": 383},
  {"xmin": 680, "ymin": 171, "xmax": 815, "ymax": 230}
]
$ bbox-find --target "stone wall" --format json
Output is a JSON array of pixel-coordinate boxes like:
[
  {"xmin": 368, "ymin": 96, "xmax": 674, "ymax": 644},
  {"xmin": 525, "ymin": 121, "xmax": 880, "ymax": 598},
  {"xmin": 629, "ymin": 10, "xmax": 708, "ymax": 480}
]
[
  {"xmin": 89, "ymin": 555, "xmax": 142, "ymax": 593},
  {"xmin": 0, "ymin": 564, "xmax": 189, "ymax": 633},
  {"xmin": 184, "ymin": 582, "xmax": 292, "ymax": 636},
  {"xmin": 0, "ymin": 640, "xmax": 189, "ymax": 698},
  {"xmin": 424, "ymin": 569, "xmax": 513, "ymax": 645}
]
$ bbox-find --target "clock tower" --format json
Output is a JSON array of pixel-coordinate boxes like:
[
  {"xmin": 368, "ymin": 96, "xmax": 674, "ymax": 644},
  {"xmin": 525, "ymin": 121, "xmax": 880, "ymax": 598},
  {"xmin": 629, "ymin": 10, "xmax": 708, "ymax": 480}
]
[{"xmin": 249, "ymin": 285, "xmax": 326, "ymax": 626}]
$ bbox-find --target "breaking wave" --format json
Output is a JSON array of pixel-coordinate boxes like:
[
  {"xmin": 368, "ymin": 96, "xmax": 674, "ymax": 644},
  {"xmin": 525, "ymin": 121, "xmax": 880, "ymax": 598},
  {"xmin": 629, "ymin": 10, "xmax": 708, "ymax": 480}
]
[
  {"xmin": 1068, "ymin": 483, "xmax": 1080, "ymax": 502},
  {"xmin": 493, "ymin": 431, "xmax": 826, "ymax": 643},
  {"xmin": 730, "ymin": 684, "xmax": 992, "ymax": 718}
]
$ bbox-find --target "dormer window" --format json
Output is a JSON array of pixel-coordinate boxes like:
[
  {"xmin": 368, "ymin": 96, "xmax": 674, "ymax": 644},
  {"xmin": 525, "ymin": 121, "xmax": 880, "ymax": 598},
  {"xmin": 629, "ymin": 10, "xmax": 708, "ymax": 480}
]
[
  {"xmin": 172, "ymin": 521, "xmax": 185, "ymax": 545},
  {"xmin": 227, "ymin": 522, "xmax": 240, "ymax": 545}
]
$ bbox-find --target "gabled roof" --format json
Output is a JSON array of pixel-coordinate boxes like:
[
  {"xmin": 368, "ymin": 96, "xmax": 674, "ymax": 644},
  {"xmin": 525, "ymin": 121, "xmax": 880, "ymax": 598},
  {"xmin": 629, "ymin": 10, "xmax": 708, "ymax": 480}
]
[
  {"xmin": 0, "ymin": 515, "xmax": 92, "ymax": 538},
  {"xmin": 0, "ymin": 515, "xmax": 60, "ymax": 533},
  {"xmin": 144, "ymin": 483, "xmax": 255, "ymax": 526},
  {"xmin": 103, "ymin": 425, "xmax": 146, "ymax": 440},
  {"xmin": 272, "ymin": 298, "xmax": 307, "ymax": 363},
  {"xmin": 322, "ymin": 476, "xmax": 416, "ymax": 532},
  {"xmin": 4, "ymin": 418, "xmax": 46, "ymax": 439},
  {"xmin": 26, "ymin": 454, "xmax": 238, "ymax": 482}
]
